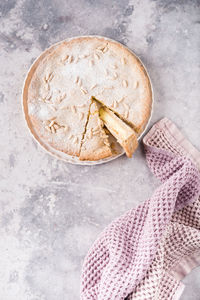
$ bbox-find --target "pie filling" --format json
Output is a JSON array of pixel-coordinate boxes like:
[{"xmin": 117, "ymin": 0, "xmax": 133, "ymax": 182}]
[
  {"xmin": 99, "ymin": 107, "xmax": 132, "ymax": 140},
  {"xmin": 99, "ymin": 106, "xmax": 138, "ymax": 158},
  {"xmin": 77, "ymin": 97, "xmax": 138, "ymax": 158},
  {"xmin": 91, "ymin": 96, "xmax": 139, "ymax": 133}
]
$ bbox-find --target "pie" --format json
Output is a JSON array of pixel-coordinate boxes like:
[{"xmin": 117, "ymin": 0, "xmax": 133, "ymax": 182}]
[{"xmin": 24, "ymin": 36, "xmax": 152, "ymax": 161}]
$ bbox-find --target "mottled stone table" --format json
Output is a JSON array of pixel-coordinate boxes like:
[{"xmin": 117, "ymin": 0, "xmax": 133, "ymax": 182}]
[{"xmin": 0, "ymin": 0, "xmax": 200, "ymax": 299}]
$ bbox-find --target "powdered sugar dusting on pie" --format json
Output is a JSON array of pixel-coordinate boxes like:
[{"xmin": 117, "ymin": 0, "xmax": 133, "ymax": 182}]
[{"xmin": 25, "ymin": 36, "xmax": 152, "ymax": 161}]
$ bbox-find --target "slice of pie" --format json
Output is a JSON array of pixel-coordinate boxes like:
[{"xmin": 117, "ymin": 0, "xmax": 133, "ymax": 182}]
[
  {"xmin": 24, "ymin": 36, "xmax": 152, "ymax": 161},
  {"xmin": 79, "ymin": 102, "xmax": 112, "ymax": 161},
  {"xmin": 99, "ymin": 107, "xmax": 138, "ymax": 158}
]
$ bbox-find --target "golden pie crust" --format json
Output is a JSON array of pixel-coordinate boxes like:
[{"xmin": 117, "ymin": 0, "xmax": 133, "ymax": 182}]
[{"xmin": 23, "ymin": 36, "xmax": 152, "ymax": 161}]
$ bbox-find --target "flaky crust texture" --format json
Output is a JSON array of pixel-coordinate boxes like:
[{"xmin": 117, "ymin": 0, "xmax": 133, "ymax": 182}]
[{"xmin": 24, "ymin": 36, "xmax": 152, "ymax": 160}]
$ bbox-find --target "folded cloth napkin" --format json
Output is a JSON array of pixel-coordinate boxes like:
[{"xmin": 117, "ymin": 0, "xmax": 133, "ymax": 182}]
[{"xmin": 81, "ymin": 118, "xmax": 200, "ymax": 300}]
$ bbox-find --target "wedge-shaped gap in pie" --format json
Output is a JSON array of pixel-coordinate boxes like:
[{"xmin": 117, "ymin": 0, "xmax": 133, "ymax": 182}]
[{"xmin": 91, "ymin": 96, "xmax": 139, "ymax": 134}]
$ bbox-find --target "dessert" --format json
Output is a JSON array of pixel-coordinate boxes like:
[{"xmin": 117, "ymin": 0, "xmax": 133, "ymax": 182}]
[
  {"xmin": 24, "ymin": 36, "xmax": 152, "ymax": 161},
  {"xmin": 99, "ymin": 107, "xmax": 138, "ymax": 158},
  {"xmin": 79, "ymin": 101, "xmax": 112, "ymax": 160}
]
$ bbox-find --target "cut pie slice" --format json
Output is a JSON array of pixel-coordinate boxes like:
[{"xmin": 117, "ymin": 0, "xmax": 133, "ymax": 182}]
[
  {"xmin": 99, "ymin": 106, "xmax": 138, "ymax": 158},
  {"xmin": 79, "ymin": 102, "xmax": 112, "ymax": 161}
]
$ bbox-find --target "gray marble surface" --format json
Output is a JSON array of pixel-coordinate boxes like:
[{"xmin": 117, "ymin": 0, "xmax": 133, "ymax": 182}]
[{"xmin": 1, "ymin": 0, "xmax": 200, "ymax": 299}]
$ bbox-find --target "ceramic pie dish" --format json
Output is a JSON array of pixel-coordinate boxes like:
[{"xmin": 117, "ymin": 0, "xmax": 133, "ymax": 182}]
[{"xmin": 22, "ymin": 36, "xmax": 153, "ymax": 165}]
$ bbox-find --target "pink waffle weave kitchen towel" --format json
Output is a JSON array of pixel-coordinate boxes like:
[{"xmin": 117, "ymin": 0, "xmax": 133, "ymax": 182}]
[{"xmin": 81, "ymin": 118, "xmax": 200, "ymax": 300}]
